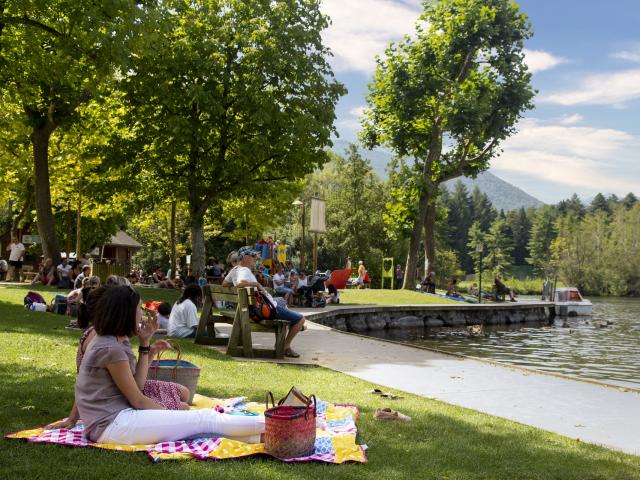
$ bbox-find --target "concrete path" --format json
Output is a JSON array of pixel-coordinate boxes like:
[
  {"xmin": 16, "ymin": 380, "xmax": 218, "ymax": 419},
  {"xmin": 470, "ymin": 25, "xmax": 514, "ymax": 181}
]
[{"xmin": 214, "ymin": 318, "xmax": 640, "ymax": 456}]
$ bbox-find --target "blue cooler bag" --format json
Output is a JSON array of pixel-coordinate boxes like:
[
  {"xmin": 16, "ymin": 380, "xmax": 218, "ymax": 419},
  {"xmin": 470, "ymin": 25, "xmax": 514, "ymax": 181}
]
[
  {"xmin": 51, "ymin": 294, "xmax": 68, "ymax": 315},
  {"xmin": 147, "ymin": 344, "xmax": 200, "ymax": 403}
]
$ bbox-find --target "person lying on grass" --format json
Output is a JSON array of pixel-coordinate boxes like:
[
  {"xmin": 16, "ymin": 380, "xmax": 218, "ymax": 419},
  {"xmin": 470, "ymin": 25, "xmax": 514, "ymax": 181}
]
[
  {"xmin": 51, "ymin": 285, "xmax": 265, "ymax": 445},
  {"xmin": 47, "ymin": 283, "xmax": 191, "ymax": 431}
]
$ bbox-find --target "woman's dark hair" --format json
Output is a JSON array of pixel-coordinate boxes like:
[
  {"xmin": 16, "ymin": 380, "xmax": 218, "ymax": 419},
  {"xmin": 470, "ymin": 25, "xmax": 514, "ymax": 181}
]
[
  {"xmin": 177, "ymin": 284, "xmax": 201, "ymax": 305},
  {"xmin": 328, "ymin": 284, "xmax": 338, "ymax": 295},
  {"xmin": 93, "ymin": 286, "xmax": 140, "ymax": 337},
  {"xmin": 77, "ymin": 286, "xmax": 109, "ymax": 329},
  {"xmin": 157, "ymin": 302, "xmax": 172, "ymax": 316}
]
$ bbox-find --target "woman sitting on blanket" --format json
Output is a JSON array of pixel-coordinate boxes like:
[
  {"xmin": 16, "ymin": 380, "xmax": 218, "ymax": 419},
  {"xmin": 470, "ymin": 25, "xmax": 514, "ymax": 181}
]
[
  {"xmin": 63, "ymin": 285, "xmax": 265, "ymax": 445},
  {"xmin": 47, "ymin": 283, "xmax": 191, "ymax": 431}
]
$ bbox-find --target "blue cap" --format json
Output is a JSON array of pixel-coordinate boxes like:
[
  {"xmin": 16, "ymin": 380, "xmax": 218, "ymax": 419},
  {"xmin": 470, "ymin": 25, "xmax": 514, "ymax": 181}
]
[{"xmin": 237, "ymin": 246, "xmax": 260, "ymax": 258}]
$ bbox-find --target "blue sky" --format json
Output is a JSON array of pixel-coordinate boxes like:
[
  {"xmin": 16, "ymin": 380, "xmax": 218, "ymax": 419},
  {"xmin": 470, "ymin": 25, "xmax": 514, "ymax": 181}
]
[{"xmin": 321, "ymin": 0, "xmax": 640, "ymax": 203}]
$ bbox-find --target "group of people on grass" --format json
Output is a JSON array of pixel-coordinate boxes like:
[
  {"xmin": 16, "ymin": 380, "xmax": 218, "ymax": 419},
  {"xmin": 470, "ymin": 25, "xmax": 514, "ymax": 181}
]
[
  {"xmin": 44, "ymin": 247, "xmax": 311, "ymax": 445},
  {"xmin": 420, "ymin": 272, "xmax": 516, "ymax": 302}
]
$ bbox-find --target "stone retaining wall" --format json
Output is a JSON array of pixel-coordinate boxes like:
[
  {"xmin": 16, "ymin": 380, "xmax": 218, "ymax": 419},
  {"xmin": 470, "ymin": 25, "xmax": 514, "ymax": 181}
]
[{"xmin": 306, "ymin": 305, "xmax": 551, "ymax": 333}]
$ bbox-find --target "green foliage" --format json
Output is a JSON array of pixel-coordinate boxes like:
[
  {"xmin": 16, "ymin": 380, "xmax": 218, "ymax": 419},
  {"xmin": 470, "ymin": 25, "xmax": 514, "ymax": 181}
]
[
  {"xmin": 3, "ymin": 285, "xmax": 640, "ymax": 480},
  {"xmin": 527, "ymin": 205, "xmax": 557, "ymax": 275},
  {"xmin": 111, "ymin": 0, "xmax": 345, "ymax": 274},
  {"xmin": 506, "ymin": 208, "xmax": 531, "ymax": 265},
  {"xmin": 361, "ymin": 0, "xmax": 534, "ymax": 283},
  {"xmin": 0, "ymin": 0, "xmax": 149, "ymax": 259},
  {"xmin": 274, "ymin": 146, "xmax": 390, "ymax": 285},
  {"xmin": 483, "ymin": 217, "xmax": 514, "ymax": 276},
  {"xmin": 551, "ymin": 205, "xmax": 640, "ymax": 296},
  {"xmin": 447, "ymin": 181, "xmax": 473, "ymax": 271}
]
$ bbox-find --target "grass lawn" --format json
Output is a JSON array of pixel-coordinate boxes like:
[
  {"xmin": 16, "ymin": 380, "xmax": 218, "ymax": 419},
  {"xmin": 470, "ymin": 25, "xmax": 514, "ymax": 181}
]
[
  {"xmin": 1, "ymin": 284, "xmax": 639, "ymax": 479},
  {"xmin": 340, "ymin": 289, "xmax": 458, "ymax": 305}
]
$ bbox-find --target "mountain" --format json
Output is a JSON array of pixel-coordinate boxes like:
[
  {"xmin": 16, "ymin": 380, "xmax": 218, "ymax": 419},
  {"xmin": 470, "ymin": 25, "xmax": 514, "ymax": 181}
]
[{"xmin": 330, "ymin": 140, "xmax": 544, "ymax": 212}]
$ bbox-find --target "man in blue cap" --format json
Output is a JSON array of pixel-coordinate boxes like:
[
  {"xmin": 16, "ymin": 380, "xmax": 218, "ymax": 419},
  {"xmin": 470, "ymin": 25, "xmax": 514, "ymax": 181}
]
[{"xmin": 232, "ymin": 246, "xmax": 305, "ymax": 357}]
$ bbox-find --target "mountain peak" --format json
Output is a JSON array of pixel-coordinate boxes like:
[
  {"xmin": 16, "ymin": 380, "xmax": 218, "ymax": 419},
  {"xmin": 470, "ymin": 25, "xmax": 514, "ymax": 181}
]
[{"xmin": 330, "ymin": 140, "xmax": 544, "ymax": 211}]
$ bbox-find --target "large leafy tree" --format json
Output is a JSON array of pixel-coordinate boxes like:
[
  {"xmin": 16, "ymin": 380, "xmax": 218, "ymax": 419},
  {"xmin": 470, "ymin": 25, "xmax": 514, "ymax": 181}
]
[
  {"xmin": 0, "ymin": 0, "xmax": 147, "ymax": 262},
  {"xmin": 361, "ymin": 0, "xmax": 534, "ymax": 289},
  {"xmin": 115, "ymin": 0, "xmax": 345, "ymax": 275}
]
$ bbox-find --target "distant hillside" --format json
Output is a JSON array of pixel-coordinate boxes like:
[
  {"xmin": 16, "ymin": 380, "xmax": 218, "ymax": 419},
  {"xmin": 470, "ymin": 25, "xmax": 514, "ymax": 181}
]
[
  {"xmin": 331, "ymin": 140, "xmax": 544, "ymax": 212},
  {"xmin": 442, "ymin": 172, "xmax": 544, "ymax": 212}
]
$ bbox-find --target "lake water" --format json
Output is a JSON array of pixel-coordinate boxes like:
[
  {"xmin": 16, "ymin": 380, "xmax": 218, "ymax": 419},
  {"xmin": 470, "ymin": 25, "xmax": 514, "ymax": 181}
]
[{"xmin": 366, "ymin": 297, "xmax": 640, "ymax": 389}]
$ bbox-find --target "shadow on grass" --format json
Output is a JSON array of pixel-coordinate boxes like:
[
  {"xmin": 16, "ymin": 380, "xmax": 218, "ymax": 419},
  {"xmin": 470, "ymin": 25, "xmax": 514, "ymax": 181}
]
[
  {"xmin": 1, "ymin": 359, "xmax": 638, "ymax": 479},
  {"xmin": 2, "ymin": 294, "xmax": 640, "ymax": 479}
]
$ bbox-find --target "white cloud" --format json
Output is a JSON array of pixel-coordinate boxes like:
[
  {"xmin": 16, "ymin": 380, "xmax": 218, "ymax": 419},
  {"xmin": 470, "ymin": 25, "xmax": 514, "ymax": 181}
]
[
  {"xmin": 321, "ymin": 0, "xmax": 421, "ymax": 73},
  {"xmin": 558, "ymin": 113, "xmax": 583, "ymax": 125},
  {"xmin": 541, "ymin": 69, "xmax": 640, "ymax": 106},
  {"xmin": 611, "ymin": 47, "xmax": 640, "ymax": 62},
  {"xmin": 523, "ymin": 49, "xmax": 567, "ymax": 73},
  {"xmin": 492, "ymin": 118, "xmax": 640, "ymax": 198},
  {"xmin": 349, "ymin": 106, "xmax": 366, "ymax": 118}
]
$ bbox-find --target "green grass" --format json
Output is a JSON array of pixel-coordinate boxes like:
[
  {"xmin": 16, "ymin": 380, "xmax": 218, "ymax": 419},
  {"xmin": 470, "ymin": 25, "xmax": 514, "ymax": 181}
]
[
  {"xmin": 340, "ymin": 288, "xmax": 458, "ymax": 305},
  {"xmin": 1, "ymin": 284, "xmax": 639, "ymax": 479},
  {"xmin": 458, "ymin": 278, "xmax": 564, "ymax": 296}
]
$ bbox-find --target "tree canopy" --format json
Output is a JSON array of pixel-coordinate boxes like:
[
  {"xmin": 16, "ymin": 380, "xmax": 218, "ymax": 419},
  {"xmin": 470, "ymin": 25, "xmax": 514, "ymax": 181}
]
[{"xmin": 361, "ymin": 0, "xmax": 534, "ymax": 288}]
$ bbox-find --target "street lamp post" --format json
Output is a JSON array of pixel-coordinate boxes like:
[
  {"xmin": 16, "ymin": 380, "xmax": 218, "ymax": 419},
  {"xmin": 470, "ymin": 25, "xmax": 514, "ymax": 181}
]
[
  {"xmin": 292, "ymin": 200, "xmax": 305, "ymax": 270},
  {"xmin": 476, "ymin": 243, "xmax": 484, "ymax": 304}
]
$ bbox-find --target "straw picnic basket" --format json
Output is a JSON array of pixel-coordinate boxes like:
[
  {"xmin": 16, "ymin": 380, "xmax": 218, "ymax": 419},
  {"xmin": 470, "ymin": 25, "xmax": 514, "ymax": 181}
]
[
  {"xmin": 147, "ymin": 343, "xmax": 200, "ymax": 403},
  {"xmin": 264, "ymin": 390, "xmax": 317, "ymax": 459}
]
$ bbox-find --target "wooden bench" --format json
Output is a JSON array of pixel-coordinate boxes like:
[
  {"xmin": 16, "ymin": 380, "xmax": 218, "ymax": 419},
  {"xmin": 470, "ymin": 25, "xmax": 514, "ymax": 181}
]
[
  {"xmin": 195, "ymin": 284, "xmax": 287, "ymax": 359},
  {"xmin": 21, "ymin": 265, "xmax": 38, "ymax": 283}
]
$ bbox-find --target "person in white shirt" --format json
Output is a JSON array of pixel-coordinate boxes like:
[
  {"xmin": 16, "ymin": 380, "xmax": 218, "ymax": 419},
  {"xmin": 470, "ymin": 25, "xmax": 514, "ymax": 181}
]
[
  {"xmin": 6, "ymin": 235, "xmax": 26, "ymax": 282},
  {"xmin": 272, "ymin": 264, "xmax": 294, "ymax": 304},
  {"xmin": 233, "ymin": 246, "xmax": 304, "ymax": 358},
  {"xmin": 57, "ymin": 258, "xmax": 73, "ymax": 288},
  {"xmin": 222, "ymin": 251, "xmax": 240, "ymax": 287},
  {"xmin": 167, "ymin": 284, "xmax": 202, "ymax": 338}
]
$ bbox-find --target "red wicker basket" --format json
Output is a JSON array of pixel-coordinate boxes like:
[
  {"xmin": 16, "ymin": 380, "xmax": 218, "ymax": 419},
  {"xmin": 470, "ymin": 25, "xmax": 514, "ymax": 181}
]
[{"xmin": 264, "ymin": 392, "xmax": 317, "ymax": 459}]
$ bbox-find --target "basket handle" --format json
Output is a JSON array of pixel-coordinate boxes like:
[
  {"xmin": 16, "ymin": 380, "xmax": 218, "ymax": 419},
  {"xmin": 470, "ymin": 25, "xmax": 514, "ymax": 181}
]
[
  {"xmin": 265, "ymin": 391, "xmax": 276, "ymax": 410},
  {"xmin": 305, "ymin": 394, "xmax": 317, "ymax": 420},
  {"xmin": 153, "ymin": 342, "xmax": 182, "ymax": 380}
]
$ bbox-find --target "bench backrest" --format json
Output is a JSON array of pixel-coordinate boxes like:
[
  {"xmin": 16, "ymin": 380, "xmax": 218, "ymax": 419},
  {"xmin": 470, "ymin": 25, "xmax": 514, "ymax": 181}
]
[{"xmin": 204, "ymin": 284, "xmax": 255, "ymax": 306}]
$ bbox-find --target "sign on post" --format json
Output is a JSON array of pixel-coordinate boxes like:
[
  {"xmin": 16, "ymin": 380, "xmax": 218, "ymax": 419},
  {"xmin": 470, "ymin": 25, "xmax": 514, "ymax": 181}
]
[
  {"xmin": 22, "ymin": 235, "xmax": 41, "ymax": 245},
  {"xmin": 381, "ymin": 257, "xmax": 394, "ymax": 289}
]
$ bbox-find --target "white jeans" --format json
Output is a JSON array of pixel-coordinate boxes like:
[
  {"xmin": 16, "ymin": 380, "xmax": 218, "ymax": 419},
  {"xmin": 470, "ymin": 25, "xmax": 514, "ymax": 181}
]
[{"xmin": 98, "ymin": 408, "xmax": 265, "ymax": 445}]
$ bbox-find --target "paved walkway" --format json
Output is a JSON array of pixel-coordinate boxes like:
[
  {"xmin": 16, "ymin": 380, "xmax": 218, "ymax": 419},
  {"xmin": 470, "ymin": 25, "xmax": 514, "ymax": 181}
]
[{"xmin": 215, "ymin": 318, "xmax": 640, "ymax": 456}]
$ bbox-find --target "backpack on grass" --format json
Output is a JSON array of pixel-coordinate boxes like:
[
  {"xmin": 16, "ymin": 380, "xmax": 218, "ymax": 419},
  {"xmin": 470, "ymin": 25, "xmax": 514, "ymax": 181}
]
[{"xmin": 24, "ymin": 291, "xmax": 46, "ymax": 308}]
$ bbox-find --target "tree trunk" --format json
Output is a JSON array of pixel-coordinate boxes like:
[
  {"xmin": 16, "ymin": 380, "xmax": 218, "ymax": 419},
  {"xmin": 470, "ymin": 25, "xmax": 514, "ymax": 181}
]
[
  {"xmin": 423, "ymin": 200, "xmax": 437, "ymax": 275},
  {"xmin": 31, "ymin": 123, "xmax": 61, "ymax": 264},
  {"xmin": 190, "ymin": 216, "xmax": 205, "ymax": 278},
  {"xmin": 401, "ymin": 126, "xmax": 442, "ymax": 289},
  {"xmin": 170, "ymin": 200, "xmax": 176, "ymax": 279},
  {"xmin": 402, "ymin": 190, "xmax": 430, "ymax": 290}
]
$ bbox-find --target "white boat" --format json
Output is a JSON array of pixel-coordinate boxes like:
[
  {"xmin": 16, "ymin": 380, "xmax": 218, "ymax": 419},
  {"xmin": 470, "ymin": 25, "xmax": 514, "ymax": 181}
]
[{"xmin": 554, "ymin": 287, "xmax": 592, "ymax": 316}]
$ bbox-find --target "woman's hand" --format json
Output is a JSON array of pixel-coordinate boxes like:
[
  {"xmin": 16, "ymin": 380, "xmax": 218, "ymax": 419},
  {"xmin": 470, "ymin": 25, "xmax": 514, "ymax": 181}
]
[
  {"xmin": 150, "ymin": 339, "xmax": 172, "ymax": 357},
  {"xmin": 46, "ymin": 417, "xmax": 77, "ymax": 430},
  {"xmin": 136, "ymin": 310, "xmax": 158, "ymax": 345}
]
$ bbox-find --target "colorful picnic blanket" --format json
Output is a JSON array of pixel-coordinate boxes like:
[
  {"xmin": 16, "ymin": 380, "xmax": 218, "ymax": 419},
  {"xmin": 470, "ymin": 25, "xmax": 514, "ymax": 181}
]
[{"xmin": 5, "ymin": 394, "xmax": 367, "ymax": 464}]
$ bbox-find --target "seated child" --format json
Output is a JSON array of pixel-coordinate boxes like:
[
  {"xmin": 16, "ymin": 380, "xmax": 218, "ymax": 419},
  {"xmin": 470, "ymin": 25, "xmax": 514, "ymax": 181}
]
[{"xmin": 156, "ymin": 302, "xmax": 172, "ymax": 329}]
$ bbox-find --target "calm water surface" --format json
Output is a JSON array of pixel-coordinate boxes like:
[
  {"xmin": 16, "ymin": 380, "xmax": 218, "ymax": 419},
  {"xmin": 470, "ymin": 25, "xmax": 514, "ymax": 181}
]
[{"xmin": 367, "ymin": 297, "xmax": 640, "ymax": 388}]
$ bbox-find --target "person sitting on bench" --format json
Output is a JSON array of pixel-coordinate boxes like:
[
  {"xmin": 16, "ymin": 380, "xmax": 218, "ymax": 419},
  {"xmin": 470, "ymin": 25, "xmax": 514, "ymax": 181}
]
[
  {"xmin": 494, "ymin": 276, "xmax": 516, "ymax": 302},
  {"xmin": 232, "ymin": 246, "xmax": 305, "ymax": 358}
]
